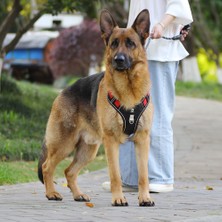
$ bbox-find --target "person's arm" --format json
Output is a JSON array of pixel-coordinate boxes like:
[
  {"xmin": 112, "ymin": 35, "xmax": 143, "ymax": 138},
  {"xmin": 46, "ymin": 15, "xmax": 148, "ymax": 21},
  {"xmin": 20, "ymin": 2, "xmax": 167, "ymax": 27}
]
[
  {"xmin": 151, "ymin": 0, "xmax": 193, "ymax": 40},
  {"xmin": 150, "ymin": 14, "xmax": 175, "ymax": 39}
]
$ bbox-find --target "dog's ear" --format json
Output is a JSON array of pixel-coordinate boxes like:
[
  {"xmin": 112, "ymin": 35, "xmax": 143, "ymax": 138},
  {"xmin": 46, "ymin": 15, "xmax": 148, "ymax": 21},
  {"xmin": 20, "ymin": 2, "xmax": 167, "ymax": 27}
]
[
  {"xmin": 132, "ymin": 9, "xmax": 150, "ymax": 45},
  {"xmin": 100, "ymin": 9, "xmax": 118, "ymax": 45}
]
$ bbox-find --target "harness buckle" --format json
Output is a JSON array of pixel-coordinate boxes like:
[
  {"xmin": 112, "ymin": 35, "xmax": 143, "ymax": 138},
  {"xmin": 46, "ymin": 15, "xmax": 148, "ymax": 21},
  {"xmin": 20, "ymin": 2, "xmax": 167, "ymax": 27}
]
[{"xmin": 129, "ymin": 114, "xmax": 134, "ymax": 124}]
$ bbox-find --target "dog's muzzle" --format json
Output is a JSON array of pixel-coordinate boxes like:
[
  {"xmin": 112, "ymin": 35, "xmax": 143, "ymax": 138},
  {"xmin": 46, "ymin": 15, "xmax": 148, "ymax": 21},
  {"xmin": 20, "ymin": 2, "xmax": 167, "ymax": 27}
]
[{"xmin": 112, "ymin": 53, "xmax": 132, "ymax": 71}]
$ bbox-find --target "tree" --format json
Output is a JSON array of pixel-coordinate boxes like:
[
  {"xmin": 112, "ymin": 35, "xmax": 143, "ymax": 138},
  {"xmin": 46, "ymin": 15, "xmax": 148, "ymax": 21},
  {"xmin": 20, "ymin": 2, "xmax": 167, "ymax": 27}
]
[
  {"xmin": 189, "ymin": 1, "xmax": 222, "ymax": 83},
  {"xmin": 99, "ymin": 0, "xmax": 129, "ymax": 27},
  {"xmin": 190, "ymin": 1, "xmax": 222, "ymax": 65},
  {"xmin": 0, "ymin": 0, "xmax": 99, "ymax": 88},
  {"xmin": 0, "ymin": 0, "xmax": 98, "ymax": 58}
]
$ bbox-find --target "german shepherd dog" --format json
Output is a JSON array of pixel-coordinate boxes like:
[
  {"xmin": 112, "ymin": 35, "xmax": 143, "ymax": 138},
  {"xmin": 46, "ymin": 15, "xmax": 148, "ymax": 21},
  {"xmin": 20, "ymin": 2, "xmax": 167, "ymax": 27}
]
[{"xmin": 38, "ymin": 9, "xmax": 154, "ymax": 207}]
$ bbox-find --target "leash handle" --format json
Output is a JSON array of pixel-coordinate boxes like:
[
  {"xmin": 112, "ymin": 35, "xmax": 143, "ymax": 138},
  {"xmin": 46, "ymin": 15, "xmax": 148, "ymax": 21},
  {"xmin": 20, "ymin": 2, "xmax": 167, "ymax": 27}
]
[{"xmin": 180, "ymin": 24, "xmax": 191, "ymax": 34}]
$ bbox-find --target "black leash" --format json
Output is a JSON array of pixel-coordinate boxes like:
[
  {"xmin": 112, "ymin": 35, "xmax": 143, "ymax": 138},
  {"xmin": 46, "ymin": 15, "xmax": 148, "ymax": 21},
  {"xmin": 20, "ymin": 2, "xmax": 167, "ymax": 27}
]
[{"xmin": 146, "ymin": 24, "xmax": 191, "ymax": 48}]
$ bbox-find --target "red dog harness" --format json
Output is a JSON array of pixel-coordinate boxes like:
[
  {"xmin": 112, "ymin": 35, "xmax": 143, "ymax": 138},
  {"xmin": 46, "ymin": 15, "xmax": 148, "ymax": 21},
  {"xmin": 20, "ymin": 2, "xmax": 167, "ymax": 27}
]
[{"xmin": 107, "ymin": 91, "xmax": 150, "ymax": 136}]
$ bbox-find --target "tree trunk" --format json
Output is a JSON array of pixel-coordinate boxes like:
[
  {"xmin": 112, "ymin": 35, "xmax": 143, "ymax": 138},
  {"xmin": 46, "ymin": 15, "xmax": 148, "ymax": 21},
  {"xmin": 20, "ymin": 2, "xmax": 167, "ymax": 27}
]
[
  {"xmin": 0, "ymin": 57, "xmax": 3, "ymax": 92},
  {"xmin": 3, "ymin": 11, "xmax": 43, "ymax": 54},
  {"xmin": 0, "ymin": 0, "xmax": 22, "ymax": 54},
  {"xmin": 217, "ymin": 68, "xmax": 222, "ymax": 84},
  {"xmin": 181, "ymin": 56, "xmax": 202, "ymax": 83}
]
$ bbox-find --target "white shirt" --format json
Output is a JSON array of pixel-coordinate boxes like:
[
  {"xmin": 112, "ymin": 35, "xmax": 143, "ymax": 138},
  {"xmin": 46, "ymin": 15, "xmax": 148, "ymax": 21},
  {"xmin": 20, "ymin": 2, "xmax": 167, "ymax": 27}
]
[{"xmin": 127, "ymin": 0, "xmax": 193, "ymax": 62}]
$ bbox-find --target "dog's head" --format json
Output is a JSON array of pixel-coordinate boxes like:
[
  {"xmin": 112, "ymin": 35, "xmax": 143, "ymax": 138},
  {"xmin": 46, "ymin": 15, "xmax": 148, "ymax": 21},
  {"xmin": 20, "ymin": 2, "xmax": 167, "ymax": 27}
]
[{"xmin": 100, "ymin": 9, "xmax": 150, "ymax": 72}]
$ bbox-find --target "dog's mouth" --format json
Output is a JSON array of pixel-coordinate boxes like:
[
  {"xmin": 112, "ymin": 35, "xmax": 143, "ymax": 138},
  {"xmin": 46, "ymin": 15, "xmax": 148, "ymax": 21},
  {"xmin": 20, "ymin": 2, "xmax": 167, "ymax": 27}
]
[
  {"xmin": 112, "ymin": 53, "xmax": 132, "ymax": 72},
  {"xmin": 113, "ymin": 65, "xmax": 130, "ymax": 72}
]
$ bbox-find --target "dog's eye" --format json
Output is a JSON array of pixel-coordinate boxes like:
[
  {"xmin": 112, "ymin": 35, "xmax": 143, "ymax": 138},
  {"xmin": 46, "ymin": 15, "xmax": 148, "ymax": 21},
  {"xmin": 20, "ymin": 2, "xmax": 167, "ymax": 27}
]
[
  {"xmin": 126, "ymin": 38, "xmax": 136, "ymax": 49},
  {"xmin": 111, "ymin": 39, "xmax": 119, "ymax": 49}
]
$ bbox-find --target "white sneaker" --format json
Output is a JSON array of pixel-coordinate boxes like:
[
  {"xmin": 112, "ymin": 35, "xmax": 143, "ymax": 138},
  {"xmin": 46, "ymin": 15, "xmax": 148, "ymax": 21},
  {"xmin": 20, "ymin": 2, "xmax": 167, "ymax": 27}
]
[
  {"xmin": 102, "ymin": 181, "xmax": 174, "ymax": 193},
  {"xmin": 149, "ymin": 184, "xmax": 174, "ymax": 193}
]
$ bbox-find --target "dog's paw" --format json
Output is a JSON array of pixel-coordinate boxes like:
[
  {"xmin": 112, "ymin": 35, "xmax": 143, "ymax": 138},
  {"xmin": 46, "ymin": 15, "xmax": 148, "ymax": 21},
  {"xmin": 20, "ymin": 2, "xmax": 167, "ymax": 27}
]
[
  {"xmin": 46, "ymin": 191, "xmax": 63, "ymax": 201},
  {"xmin": 138, "ymin": 194, "xmax": 155, "ymax": 207},
  {"xmin": 74, "ymin": 194, "xmax": 91, "ymax": 202},
  {"xmin": 112, "ymin": 196, "xmax": 128, "ymax": 207},
  {"xmin": 139, "ymin": 200, "xmax": 155, "ymax": 207}
]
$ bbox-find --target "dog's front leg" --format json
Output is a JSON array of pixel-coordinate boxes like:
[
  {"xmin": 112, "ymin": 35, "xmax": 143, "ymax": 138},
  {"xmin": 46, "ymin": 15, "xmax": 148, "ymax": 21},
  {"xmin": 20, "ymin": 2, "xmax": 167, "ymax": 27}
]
[
  {"xmin": 103, "ymin": 135, "xmax": 128, "ymax": 206},
  {"xmin": 134, "ymin": 132, "xmax": 155, "ymax": 207}
]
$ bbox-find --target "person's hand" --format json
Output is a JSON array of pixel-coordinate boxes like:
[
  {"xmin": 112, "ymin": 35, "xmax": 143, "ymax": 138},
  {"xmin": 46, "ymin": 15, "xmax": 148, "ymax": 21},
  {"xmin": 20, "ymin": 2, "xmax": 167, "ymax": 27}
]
[
  {"xmin": 180, "ymin": 24, "xmax": 191, "ymax": 41},
  {"xmin": 180, "ymin": 29, "xmax": 189, "ymax": 41},
  {"xmin": 150, "ymin": 23, "xmax": 164, "ymax": 39}
]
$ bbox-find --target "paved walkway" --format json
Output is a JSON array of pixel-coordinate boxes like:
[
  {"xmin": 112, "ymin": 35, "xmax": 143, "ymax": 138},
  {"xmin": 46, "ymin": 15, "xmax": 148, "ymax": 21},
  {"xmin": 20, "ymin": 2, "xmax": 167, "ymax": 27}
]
[{"xmin": 0, "ymin": 96, "xmax": 222, "ymax": 222}]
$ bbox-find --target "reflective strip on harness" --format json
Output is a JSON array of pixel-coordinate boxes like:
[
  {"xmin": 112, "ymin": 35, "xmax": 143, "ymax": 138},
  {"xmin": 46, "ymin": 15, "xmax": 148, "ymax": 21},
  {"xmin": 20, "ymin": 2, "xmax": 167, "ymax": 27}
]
[{"xmin": 107, "ymin": 91, "xmax": 150, "ymax": 136}]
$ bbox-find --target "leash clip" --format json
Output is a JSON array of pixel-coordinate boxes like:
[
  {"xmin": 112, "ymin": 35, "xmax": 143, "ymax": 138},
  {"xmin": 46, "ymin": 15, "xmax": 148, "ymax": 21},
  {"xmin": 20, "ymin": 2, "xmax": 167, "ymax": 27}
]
[
  {"xmin": 129, "ymin": 109, "xmax": 135, "ymax": 124},
  {"xmin": 129, "ymin": 114, "xmax": 134, "ymax": 124}
]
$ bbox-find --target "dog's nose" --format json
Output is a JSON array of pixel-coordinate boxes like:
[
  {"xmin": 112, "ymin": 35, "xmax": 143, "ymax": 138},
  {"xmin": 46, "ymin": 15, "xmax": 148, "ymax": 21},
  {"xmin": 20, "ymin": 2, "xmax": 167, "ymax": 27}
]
[
  {"xmin": 114, "ymin": 53, "xmax": 125, "ymax": 63},
  {"xmin": 112, "ymin": 53, "xmax": 131, "ymax": 71}
]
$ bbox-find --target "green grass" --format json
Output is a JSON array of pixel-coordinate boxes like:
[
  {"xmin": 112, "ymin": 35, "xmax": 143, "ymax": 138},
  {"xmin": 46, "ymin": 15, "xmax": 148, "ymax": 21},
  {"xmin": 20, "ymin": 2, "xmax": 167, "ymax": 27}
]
[
  {"xmin": 0, "ymin": 75, "xmax": 58, "ymax": 161},
  {"xmin": 0, "ymin": 156, "xmax": 107, "ymax": 185},
  {"xmin": 176, "ymin": 81, "xmax": 222, "ymax": 102}
]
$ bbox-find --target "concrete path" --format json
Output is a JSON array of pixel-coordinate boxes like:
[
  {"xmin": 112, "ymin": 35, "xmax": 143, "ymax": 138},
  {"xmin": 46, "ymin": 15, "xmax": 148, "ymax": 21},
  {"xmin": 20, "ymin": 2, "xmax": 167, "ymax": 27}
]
[{"xmin": 0, "ymin": 96, "xmax": 222, "ymax": 222}]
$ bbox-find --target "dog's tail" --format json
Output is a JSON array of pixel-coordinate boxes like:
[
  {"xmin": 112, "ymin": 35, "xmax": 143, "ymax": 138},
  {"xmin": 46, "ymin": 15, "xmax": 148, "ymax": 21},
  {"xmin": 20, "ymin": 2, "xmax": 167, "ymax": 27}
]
[{"xmin": 38, "ymin": 140, "xmax": 47, "ymax": 184}]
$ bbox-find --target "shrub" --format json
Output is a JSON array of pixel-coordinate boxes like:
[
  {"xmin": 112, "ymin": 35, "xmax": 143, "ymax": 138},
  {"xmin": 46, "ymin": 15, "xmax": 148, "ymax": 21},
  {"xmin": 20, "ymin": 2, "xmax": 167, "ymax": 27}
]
[
  {"xmin": 1, "ymin": 74, "xmax": 21, "ymax": 95},
  {"xmin": 0, "ymin": 75, "xmax": 57, "ymax": 161},
  {"xmin": 48, "ymin": 19, "xmax": 105, "ymax": 79}
]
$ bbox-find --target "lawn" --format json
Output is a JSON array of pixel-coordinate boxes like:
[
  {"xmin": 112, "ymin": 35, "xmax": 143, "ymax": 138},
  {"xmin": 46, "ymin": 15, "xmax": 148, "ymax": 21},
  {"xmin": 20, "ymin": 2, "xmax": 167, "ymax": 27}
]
[
  {"xmin": 0, "ymin": 156, "xmax": 107, "ymax": 185},
  {"xmin": 0, "ymin": 75, "xmax": 58, "ymax": 161},
  {"xmin": 176, "ymin": 81, "xmax": 222, "ymax": 102}
]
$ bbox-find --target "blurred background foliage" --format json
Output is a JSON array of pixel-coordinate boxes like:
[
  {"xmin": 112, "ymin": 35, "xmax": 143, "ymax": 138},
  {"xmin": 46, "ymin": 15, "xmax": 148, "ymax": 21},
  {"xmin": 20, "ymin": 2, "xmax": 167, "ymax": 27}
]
[{"xmin": 1, "ymin": 0, "xmax": 222, "ymax": 82}]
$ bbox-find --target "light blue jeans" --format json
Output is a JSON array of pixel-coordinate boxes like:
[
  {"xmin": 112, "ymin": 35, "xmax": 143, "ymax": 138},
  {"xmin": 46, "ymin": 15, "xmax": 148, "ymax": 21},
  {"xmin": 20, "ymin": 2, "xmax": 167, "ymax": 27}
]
[{"xmin": 119, "ymin": 60, "xmax": 179, "ymax": 186}]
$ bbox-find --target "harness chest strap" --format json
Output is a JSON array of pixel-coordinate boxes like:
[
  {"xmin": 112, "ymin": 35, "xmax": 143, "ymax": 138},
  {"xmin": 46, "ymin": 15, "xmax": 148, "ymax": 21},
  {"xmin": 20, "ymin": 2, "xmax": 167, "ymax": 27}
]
[{"xmin": 107, "ymin": 91, "xmax": 150, "ymax": 136}]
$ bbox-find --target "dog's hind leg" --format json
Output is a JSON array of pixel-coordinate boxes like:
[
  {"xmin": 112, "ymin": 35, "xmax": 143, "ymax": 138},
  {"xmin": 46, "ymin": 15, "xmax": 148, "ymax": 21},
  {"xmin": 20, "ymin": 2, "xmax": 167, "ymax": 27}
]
[
  {"xmin": 42, "ymin": 125, "xmax": 77, "ymax": 201},
  {"xmin": 65, "ymin": 138, "xmax": 100, "ymax": 202},
  {"xmin": 42, "ymin": 137, "xmax": 75, "ymax": 201},
  {"xmin": 42, "ymin": 147, "xmax": 65, "ymax": 201}
]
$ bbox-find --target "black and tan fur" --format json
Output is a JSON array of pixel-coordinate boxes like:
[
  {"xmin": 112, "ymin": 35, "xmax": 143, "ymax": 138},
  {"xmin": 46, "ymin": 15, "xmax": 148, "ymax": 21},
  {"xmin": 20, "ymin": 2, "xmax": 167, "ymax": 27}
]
[{"xmin": 38, "ymin": 9, "xmax": 154, "ymax": 207}]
